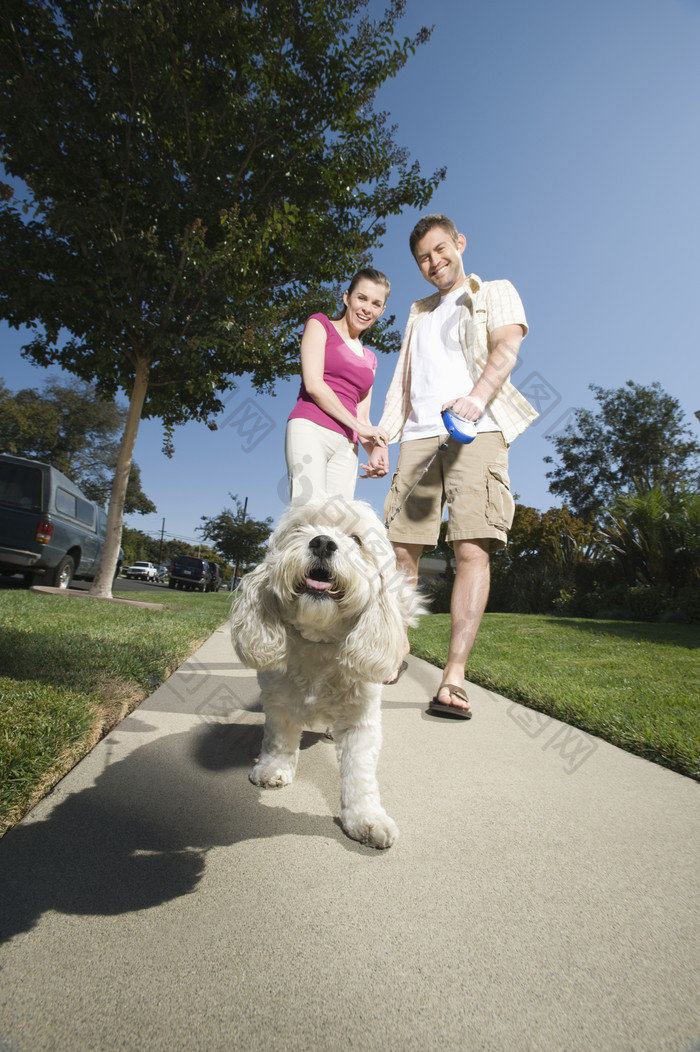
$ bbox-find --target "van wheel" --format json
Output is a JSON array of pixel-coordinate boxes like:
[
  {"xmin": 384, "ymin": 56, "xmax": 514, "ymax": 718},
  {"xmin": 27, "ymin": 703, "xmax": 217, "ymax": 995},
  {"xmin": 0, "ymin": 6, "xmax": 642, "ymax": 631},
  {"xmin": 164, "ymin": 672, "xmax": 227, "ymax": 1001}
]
[
  {"xmin": 168, "ymin": 579, "xmax": 176, "ymax": 589},
  {"xmin": 50, "ymin": 555, "xmax": 75, "ymax": 589}
]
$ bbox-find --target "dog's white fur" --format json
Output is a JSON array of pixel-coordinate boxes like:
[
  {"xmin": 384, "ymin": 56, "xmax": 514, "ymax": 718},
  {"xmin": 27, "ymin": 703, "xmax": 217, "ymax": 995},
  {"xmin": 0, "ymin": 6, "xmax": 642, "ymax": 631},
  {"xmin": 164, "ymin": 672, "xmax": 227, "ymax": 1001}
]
[{"xmin": 230, "ymin": 497, "xmax": 423, "ymax": 848}]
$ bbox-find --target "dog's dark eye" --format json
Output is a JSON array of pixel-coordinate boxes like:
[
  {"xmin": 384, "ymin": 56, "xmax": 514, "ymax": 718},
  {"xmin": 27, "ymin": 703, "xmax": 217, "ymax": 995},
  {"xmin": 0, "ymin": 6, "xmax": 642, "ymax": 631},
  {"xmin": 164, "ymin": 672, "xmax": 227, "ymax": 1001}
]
[{"xmin": 351, "ymin": 534, "xmax": 363, "ymax": 547}]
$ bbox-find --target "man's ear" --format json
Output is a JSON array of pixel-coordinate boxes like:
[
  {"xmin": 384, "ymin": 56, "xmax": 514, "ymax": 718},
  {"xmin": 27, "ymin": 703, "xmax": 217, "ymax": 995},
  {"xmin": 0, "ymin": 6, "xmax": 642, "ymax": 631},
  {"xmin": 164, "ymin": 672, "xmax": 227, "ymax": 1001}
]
[{"xmin": 457, "ymin": 232, "xmax": 467, "ymax": 255}]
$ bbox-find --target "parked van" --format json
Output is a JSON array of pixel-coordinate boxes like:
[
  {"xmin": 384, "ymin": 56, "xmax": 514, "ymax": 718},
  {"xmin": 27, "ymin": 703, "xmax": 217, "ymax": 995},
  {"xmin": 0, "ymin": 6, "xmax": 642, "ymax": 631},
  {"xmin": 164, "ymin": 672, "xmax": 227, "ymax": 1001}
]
[
  {"xmin": 168, "ymin": 555, "xmax": 216, "ymax": 592},
  {"xmin": 0, "ymin": 453, "xmax": 123, "ymax": 588}
]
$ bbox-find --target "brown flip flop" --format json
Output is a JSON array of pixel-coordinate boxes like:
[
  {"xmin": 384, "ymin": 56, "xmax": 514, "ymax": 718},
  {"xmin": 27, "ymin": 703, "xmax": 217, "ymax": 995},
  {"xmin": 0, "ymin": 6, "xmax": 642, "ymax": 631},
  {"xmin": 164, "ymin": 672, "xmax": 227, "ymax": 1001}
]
[
  {"xmin": 428, "ymin": 683, "xmax": 472, "ymax": 719},
  {"xmin": 383, "ymin": 660, "xmax": 408, "ymax": 685}
]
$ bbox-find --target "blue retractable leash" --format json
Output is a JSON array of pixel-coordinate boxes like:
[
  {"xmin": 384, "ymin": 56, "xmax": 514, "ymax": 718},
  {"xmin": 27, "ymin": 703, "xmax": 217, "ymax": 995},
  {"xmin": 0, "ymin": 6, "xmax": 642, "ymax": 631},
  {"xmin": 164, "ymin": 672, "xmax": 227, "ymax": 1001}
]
[
  {"xmin": 384, "ymin": 408, "xmax": 477, "ymax": 529},
  {"xmin": 441, "ymin": 407, "xmax": 478, "ymax": 444}
]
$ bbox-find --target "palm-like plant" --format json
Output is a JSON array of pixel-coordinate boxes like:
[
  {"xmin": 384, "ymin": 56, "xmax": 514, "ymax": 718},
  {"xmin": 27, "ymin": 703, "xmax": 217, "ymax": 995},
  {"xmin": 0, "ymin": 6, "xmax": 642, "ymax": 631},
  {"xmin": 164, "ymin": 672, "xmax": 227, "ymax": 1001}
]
[{"xmin": 598, "ymin": 488, "xmax": 700, "ymax": 596}]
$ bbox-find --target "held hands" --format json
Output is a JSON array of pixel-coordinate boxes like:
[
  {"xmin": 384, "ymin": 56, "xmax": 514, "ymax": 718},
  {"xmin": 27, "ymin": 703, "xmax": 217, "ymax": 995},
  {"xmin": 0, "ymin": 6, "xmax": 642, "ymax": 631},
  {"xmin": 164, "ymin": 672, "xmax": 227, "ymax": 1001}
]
[
  {"xmin": 359, "ymin": 443, "xmax": 389, "ymax": 479},
  {"xmin": 355, "ymin": 418, "xmax": 388, "ymax": 478}
]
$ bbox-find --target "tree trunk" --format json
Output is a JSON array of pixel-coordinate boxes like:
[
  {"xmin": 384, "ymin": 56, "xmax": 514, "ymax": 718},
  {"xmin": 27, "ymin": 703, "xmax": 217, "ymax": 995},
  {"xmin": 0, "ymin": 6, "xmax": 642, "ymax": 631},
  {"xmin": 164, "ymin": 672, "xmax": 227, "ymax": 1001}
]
[{"xmin": 89, "ymin": 357, "xmax": 150, "ymax": 598}]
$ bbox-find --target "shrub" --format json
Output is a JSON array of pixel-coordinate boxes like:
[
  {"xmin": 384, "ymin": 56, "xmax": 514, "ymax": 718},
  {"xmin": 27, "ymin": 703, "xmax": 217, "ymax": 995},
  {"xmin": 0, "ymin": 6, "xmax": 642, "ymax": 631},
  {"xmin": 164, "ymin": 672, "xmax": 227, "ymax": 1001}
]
[{"xmin": 627, "ymin": 585, "xmax": 668, "ymax": 622}]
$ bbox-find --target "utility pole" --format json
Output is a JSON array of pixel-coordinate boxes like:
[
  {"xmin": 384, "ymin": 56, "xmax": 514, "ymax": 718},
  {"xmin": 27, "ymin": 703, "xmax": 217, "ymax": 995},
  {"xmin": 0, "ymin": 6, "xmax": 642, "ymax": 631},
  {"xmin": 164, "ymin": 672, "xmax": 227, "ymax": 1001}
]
[
  {"xmin": 232, "ymin": 496, "xmax": 248, "ymax": 588},
  {"xmin": 157, "ymin": 518, "xmax": 165, "ymax": 565}
]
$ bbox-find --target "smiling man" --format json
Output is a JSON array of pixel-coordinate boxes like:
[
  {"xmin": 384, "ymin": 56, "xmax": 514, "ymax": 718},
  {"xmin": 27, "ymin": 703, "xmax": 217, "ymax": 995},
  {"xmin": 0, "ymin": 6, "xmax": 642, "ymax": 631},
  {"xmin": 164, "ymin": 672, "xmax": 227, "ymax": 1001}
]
[{"xmin": 364, "ymin": 214, "xmax": 538, "ymax": 717}]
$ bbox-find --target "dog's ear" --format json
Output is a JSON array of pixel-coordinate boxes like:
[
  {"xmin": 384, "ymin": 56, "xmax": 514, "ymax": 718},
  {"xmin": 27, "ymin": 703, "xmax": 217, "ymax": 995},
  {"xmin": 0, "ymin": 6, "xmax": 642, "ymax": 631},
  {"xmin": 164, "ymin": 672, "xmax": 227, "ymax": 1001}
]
[
  {"xmin": 339, "ymin": 577, "xmax": 409, "ymax": 683},
  {"xmin": 229, "ymin": 562, "xmax": 288, "ymax": 671}
]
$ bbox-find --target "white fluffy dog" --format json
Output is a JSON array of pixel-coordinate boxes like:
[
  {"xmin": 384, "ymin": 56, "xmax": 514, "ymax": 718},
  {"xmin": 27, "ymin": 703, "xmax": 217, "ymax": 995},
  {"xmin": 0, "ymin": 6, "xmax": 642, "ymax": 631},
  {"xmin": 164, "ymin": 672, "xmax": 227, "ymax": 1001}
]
[{"xmin": 229, "ymin": 497, "xmax": 423, "ymax": 849}]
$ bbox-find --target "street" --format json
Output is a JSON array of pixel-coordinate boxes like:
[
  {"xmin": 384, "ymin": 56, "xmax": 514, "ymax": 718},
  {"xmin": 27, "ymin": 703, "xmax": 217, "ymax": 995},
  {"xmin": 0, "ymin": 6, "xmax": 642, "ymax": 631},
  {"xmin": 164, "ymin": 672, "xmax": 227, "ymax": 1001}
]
[{"xmin": 0, "ymin": 574, "xmax": 171, "ymax": 593}]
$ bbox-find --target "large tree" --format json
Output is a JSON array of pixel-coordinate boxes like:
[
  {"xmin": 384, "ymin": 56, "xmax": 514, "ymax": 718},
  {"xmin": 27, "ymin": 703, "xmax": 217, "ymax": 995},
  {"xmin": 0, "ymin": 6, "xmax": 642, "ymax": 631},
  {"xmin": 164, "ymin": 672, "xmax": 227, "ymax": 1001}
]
[
  {"xmin": 0, "ymin": 0, "xmax": 443, "ymax": 596},
  {"xmin": 0, "ymin": 377, "xmax": 155, "ymax": 511},
  {"xmin": 544, "ymin": 382, "xmax": 700, "ymax": 519}
]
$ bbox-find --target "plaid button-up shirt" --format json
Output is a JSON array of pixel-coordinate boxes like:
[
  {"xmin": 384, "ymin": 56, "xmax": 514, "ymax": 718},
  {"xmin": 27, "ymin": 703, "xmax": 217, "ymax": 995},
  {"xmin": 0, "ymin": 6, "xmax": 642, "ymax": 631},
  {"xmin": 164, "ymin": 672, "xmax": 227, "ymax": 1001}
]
[{"xmin": 378, "ymin": 274, "xmax": 538, "ymax": 445}]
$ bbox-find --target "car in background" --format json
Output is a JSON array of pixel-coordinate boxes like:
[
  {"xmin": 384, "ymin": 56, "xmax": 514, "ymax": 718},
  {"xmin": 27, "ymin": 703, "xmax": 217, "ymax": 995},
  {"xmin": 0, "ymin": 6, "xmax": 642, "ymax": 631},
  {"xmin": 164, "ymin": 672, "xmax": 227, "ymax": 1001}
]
[
  {"xmin": 125, "ymin": 560, "xmax": 158, "ymax": 582},
  {"xmin": 209, "ymin": 564, "xmax": 222, "ymax": 591},
  {"xmin": 0, "ymin": 453, "xmax": 123, "ymax": 589},
  {"xmin": 156, "ymin": 565, "xmax": 168, "ymax": 583},
  {"xmin": 168, "ymin": 555, "xmax": 216, "ymax": 592}
]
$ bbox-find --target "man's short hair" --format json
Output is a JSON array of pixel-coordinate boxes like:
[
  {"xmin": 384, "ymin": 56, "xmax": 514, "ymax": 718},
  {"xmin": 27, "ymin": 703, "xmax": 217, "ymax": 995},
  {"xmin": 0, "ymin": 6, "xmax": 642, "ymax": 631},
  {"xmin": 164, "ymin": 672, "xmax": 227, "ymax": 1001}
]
[{"xmin": 409, "ymin": 214, "xmax": 460, "ymax": 257}]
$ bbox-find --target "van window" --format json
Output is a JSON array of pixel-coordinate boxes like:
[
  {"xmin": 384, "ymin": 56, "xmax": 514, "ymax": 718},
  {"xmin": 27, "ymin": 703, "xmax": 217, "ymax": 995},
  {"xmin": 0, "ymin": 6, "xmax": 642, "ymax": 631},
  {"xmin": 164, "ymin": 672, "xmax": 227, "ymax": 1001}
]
[
  {"xmin": 56, "ymin": 487, "xmax": 78, "ymax": 518},
  {"xmin": 0, "ymin": 463, "xmax": 42, "ymax": 510},
  {"xmin": 76, "ymin": 497, "xmax": 95, "ymax": 526},
  {"xmin": 174, "ymin": 556, "xmax": 206, "ymax": 569}
]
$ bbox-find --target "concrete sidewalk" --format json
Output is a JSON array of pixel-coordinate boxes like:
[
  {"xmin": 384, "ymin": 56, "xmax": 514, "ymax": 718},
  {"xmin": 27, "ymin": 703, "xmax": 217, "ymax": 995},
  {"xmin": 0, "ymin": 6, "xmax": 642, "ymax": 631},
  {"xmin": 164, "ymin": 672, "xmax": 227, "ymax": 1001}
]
[{"xmin": 0, "ymin": 624, "xmax": 698, "ymax": 1052}]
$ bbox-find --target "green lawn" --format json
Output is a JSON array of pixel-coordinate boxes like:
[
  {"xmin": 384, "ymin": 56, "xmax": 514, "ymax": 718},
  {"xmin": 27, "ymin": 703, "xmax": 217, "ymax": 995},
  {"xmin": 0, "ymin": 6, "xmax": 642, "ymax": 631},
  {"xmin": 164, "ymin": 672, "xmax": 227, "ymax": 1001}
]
[
  {"xmin": 0, "ymin": 589, "xmax": 232, "ymax": 836},
  {"xmin": 410, "ymin": 613, "xmax": 700, "ymax": 780},
  {"xmin": 1, "ymin": 594, "xmax": 698, "ymax": 838}
]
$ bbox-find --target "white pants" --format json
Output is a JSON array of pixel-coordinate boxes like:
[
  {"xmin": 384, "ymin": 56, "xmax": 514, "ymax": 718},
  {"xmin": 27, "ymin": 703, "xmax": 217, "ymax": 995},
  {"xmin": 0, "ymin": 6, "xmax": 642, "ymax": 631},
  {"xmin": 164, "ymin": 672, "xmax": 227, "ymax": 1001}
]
[{"xmin": 285, "ymin": 418, "xmax": 359, "ymax": 504}]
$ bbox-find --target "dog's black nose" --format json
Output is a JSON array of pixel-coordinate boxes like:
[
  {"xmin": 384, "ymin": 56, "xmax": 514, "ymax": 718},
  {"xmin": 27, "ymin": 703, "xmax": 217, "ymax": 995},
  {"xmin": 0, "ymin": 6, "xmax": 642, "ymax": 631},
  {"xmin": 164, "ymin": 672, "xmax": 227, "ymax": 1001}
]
[{"xmin": 309, "ymin": 534, "xmax": 337, "ymax": 559}]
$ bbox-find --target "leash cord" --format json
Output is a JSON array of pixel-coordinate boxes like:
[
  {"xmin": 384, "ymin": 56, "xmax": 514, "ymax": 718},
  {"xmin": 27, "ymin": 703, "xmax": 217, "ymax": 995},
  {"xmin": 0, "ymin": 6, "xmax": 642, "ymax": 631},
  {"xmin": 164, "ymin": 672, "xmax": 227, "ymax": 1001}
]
[{"xmin": 383, "ymin": 435, "xmax": 450, "ymax": 530}]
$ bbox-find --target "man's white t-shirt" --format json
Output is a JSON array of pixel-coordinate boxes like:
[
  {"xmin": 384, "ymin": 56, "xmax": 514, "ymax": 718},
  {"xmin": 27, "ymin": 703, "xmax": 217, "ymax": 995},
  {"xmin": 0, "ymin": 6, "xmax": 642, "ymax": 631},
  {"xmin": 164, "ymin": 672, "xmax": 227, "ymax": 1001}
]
[{"xmin": 402, "ymin": 286, "xmax": 499, "ymax": 441}]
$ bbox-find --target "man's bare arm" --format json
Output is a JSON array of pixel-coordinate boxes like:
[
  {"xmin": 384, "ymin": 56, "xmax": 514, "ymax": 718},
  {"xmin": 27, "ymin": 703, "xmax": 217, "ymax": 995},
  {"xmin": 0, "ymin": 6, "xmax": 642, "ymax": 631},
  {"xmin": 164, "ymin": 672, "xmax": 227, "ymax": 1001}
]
[{"xmin": 443, "ymin": 323, "xmax": 524, "ymax": 421}]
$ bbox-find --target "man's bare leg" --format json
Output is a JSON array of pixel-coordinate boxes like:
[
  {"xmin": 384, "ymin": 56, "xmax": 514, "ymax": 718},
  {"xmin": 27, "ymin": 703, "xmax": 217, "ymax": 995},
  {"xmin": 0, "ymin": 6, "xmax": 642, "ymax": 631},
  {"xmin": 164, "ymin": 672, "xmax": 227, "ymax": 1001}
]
[
  {"xmin": 435, "ymin": 538, "xmax": 491, "ymax": 714},
  {"xmin": 393, "ymin": 542, "xmax": 422, "ymax": 584}
]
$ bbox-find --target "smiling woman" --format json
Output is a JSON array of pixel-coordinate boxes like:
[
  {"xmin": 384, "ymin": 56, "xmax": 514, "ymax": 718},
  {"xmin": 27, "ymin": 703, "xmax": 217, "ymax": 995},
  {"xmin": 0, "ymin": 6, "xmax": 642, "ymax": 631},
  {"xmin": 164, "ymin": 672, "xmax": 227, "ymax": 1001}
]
[{"xmin": 284, "ymin": 268, "xmax": 391, "ymax": 505}]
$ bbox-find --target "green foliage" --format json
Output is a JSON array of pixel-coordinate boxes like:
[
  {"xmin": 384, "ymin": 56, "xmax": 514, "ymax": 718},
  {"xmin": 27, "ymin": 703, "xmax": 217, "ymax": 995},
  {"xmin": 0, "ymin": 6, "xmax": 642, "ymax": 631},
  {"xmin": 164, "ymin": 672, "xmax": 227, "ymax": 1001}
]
[
  {"xmin": 199, "ymin": 495, "xmax": 272, "ymax": 570},
  {"xmin": 0, "ymin": 377, "xmax": 156, "ymax": 513},
  {"xmin": 0, "ymin": 0, "xmax": 443, "ymax": 591},
  {"xmin": 488, "ymin": 503, "xmax": 599, "ymax": 614},
  {"xmin": 428, "ymin": 492, "xmax": 699, "ymax": 622},
  {"xmin": 539, "ymin": 381, "xmax": 700, "ymax": 620},
  {"xmin": 597, "ymin": 487, "xmax": 700, "ymax": 598},
  {"xmin": 626, "ymin": 585, "xmax": 668, "ymax": 623},
  {"xmin": 0, "ymin": 0, "xmax": 443, "ymax": 422},
  {"xmin": 544, "ymin": 382, "xmax": 700, "ymax": 519}
]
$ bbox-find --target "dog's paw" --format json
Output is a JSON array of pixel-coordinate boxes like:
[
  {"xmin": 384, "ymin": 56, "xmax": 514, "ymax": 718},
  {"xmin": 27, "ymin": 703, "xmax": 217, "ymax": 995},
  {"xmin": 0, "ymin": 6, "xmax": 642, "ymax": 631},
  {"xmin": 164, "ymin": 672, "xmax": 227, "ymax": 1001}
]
[
  {"xmin": 249, "ymin": 762, "xmax": 294, "ymax": 788},
  {"xmin": 341, "ymin": 808, "xmax": 399, "ymax": 849}
]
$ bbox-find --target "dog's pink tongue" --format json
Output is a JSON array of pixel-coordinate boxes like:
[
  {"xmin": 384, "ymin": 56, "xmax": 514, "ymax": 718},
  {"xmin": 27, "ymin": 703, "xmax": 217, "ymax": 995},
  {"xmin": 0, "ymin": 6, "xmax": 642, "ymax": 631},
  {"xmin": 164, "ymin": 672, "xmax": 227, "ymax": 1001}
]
[{"xmin": 306, "ymin": 576, "xmax": 332, "ymax": 591}]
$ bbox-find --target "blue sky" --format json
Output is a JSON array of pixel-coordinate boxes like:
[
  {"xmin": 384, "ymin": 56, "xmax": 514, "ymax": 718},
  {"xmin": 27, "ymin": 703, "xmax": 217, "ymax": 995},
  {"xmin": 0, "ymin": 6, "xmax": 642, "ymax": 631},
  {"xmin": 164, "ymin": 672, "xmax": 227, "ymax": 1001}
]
[{"xmin": 2, "ymin": 0, "xmax": 699, "ymax": 547}]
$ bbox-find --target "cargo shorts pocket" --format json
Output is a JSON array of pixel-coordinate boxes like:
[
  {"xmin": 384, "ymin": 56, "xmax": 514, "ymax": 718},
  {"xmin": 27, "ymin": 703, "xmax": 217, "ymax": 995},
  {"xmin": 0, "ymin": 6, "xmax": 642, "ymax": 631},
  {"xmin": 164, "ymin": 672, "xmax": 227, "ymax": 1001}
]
[{"xmin": 486, "ymin": 466, "xmax": 515, "ymax": 532}]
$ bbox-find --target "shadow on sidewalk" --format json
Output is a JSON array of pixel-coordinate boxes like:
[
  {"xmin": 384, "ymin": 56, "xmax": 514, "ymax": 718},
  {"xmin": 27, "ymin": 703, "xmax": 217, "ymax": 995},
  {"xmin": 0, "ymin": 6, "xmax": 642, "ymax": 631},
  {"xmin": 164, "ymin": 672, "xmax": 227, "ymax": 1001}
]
[{"xmin": 0, "ymin": 717, "xmax": 353, "ymax": 944}]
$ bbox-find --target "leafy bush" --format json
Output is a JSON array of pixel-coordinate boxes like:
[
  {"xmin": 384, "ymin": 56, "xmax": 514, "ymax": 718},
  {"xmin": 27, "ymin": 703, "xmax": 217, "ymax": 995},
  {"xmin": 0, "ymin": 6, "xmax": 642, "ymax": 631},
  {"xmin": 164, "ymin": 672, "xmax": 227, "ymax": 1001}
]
[{"xmin": 627, "ymin": 585, "xmax": 668, "ymax": 622}]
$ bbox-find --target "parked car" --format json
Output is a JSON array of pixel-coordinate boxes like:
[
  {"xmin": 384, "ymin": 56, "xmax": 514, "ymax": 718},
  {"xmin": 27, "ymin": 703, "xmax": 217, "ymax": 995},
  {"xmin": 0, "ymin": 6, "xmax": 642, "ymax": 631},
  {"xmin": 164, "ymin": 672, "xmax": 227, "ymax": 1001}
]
[
  {"xmin": 168, "ymin": 555, "xmax": 216, "ymax": 592},
  {"xmin": 125, "ymin": 560, "xmax": 158, "ymax": 581},
  {"xmin": 209, "ymin": 563, "xmax": 222, "ymax": 591},
  {"xmin": 0, "ymin": 453, "xmax": 123, "ymax": 589},
  {"xmin": 156, "ymin": 565, "xmax": 168, "ymax": 583}
]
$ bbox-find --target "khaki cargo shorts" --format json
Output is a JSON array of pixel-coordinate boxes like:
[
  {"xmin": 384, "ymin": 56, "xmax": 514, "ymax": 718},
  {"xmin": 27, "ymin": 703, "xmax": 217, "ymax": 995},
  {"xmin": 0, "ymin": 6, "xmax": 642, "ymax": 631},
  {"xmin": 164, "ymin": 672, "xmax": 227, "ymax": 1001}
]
[{"xmin": 383, "ymin": 431, "xmax": 515, "ymax": 552}]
